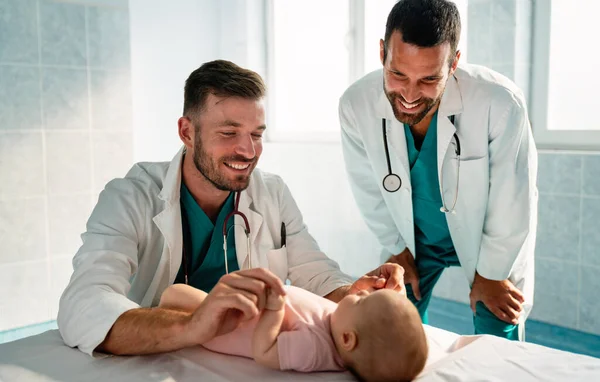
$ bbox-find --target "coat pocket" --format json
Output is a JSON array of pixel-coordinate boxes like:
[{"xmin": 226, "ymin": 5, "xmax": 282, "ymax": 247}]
[{"xmin": 265, "ymin": 247, "xmax": 289, "ymax": 282}]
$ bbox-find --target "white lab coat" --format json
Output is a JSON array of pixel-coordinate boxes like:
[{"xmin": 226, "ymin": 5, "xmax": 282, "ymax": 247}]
[
  {"xmin": 58, "ymin": 148, "xmax": 352, "ymax": 356},
  {"xmin": 339, "ymin": 65, "xmax": 538, "ymax": 320}
]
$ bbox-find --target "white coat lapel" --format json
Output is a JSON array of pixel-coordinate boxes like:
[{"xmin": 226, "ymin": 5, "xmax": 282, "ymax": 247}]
[
  {"xmin": 235, "ymin": 190, "xmax": 264, "ymax": 270},
  {"xmin": 153, "ymin": 203, "xmax": 183, "ymax": 283},
  {"xmin": 437, "ymin": 75, "xmax": 463, "ymax": 198},
  {"xmin": 147, "ymin": 147, "xmax": 185, "ymax": 304}
]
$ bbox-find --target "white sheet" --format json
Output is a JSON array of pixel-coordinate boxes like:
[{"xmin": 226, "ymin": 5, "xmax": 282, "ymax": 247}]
[{"xmin": 0, "ymin": 326, "xmax": 598, "ymax": 381}]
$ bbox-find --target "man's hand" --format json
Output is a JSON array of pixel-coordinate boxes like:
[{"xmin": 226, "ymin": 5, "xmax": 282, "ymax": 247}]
[
  {"xmin": 470, "ymin": 272, "xmax": 524, "ymax": 325},
  {"xmin": 387, "ymin": 248, "xmax": 421, "ymax": 300},
  {"xmin": 187, "ymin": 268, "xmax": 286, "ymax": 344},
  {"xmin": 265, "ymin": 288, "xmax": 286, "ymax": 311},
  {"xmin": 349, "ymin": 262, "xmax": 406, "ymax": 295}
]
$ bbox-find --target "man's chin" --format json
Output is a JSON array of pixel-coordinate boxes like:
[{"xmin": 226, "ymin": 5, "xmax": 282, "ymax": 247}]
[
  {"xmin": 394, "ymin": 112, "xmax": 423, "ymax": 126},
  {"xmin": 223, "ymin": 176, "xmax": 250, "ymax": 192}
]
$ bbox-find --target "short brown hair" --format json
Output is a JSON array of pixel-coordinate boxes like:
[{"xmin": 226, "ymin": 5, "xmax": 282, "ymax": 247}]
[
  {"xmin": 384, "ymin": 0, "xmax": 461, "ymax": 64},
  {"xmin": 183, "ymin": 60, "xmax": 266, "ymax": 120}
]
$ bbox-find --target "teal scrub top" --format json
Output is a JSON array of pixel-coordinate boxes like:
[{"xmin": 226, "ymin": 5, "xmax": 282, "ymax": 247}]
[
  {"xmin": 175, "ymin": 183, "xmax": 239, "ymax": 292},
  {"xmin": 404, "ymin": 112, "xmax": 456, "ymax": 257}
]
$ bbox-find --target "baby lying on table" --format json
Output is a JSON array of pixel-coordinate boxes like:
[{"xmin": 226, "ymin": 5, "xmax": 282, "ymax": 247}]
[{"xmin": 160, "ymin": 283, "xmax": 428, "ymax": 382}]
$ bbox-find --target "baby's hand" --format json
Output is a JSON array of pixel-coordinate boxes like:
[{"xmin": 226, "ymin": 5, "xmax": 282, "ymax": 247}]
[{"xmin": 264, "ymin": 288, "xmax": 286, "ymax": 311}]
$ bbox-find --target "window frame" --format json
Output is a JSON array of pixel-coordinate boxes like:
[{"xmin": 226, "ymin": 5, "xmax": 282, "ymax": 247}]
[{"xmin": 530, "ymin": 0, "xmax": 600, "ymax": 150}]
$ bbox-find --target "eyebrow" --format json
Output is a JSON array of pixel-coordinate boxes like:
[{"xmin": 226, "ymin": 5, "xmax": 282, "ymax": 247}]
[
  {"xmin": 390, "ymin": 69, "xmax": 443, "ymax": 79},
  {"xmin": 218, "ymin": 120, "xmax": 242, "ymax": 127},
  {"xmin": 218, "ymin": 120, "xmax": 267, "ymax": 131}
]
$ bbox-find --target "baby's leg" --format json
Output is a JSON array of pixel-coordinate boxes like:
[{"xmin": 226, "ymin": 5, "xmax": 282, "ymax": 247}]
[{"xmin": 159, "ymin": 283, "xmax": 208, "ymax": 312}]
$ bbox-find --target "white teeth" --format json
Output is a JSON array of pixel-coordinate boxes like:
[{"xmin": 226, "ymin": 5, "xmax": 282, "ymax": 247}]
[
  {"xmin": 400, "ymin": 100, "xmax": 420, "ymax": 109},
  {"xmin": 225, "ymin": 162, "xmax": 250, "ymax": 170}
]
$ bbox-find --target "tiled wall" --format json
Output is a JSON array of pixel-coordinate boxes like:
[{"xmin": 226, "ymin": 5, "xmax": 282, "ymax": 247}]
[
  {"xmin": 432, "ymin": 0, "xmax": 600, "ymax": 337},
  {"xmin": 0, "ymin": 0, "xmax": 133, "ymax": 331}
]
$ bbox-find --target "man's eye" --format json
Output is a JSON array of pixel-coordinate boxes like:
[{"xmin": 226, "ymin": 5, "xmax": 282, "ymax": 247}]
[
  {"xmin": 252, "ymin": 134, "xmax": 263, "ymax": 139},
  {"xmin": 221, "ymin": 132, "xmax": 236, "ymax": 137}
]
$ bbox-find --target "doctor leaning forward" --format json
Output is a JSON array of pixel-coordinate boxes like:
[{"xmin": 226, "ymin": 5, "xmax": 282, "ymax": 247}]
[{"xmin": 339, "ymin": 0, "xmax": 538, "ymax": 340}]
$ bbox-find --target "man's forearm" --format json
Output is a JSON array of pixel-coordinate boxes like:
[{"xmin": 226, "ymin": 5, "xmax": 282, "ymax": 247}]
[
  {"xmin": 324, "ymin": 285, "xmax": 351, "ymax": 303},
  {"xmin": 97, "ymin": 307, "xmax": 195, "ymax": 356}
]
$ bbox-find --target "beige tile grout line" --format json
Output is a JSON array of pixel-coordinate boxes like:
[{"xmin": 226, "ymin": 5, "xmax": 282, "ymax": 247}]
[
  {"xmin": 35, "ymin": 0, "xmax": 53, "ymax": 323},
  {"xmin": 85, "ymin": 6, "xmax": 96, "ymax": 209}
]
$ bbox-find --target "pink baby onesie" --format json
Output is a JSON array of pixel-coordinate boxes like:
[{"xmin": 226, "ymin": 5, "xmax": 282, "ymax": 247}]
[{"xmin": 202, "ymin": 285, "xmax": 345, "ymax": 372}]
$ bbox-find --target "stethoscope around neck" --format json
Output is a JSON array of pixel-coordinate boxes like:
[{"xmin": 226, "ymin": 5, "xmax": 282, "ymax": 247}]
[
  {"xmin": 381, "ymin": 115, "xmax": 461, "ymax": 214},
  {"xmin": 180, "ymin": 191, "xmax": 252, "ymax": 285}
]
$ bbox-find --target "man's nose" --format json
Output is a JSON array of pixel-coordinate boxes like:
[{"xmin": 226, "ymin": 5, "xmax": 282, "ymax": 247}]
[
  {"xmin": 399, "ymin": 82, "xmax": 421, "ymax": 103},
  {"xmin": 234, "ymin": 135, "xmax": 256, "ymax": 159}
]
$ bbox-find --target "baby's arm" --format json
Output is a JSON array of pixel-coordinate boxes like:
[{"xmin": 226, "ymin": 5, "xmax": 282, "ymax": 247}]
[
  {"xmin": 159, "ymin": 284, "xmax": 208, "ymax": 313},
  {"xmin": 252, "ymin": 289, "xmax": 286, "ymax": 369}
]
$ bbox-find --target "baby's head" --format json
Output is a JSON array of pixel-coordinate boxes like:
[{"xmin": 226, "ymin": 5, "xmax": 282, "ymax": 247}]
[{"xmin": 330, "ymin": 289, "xmax": 428, "ymax": 382}]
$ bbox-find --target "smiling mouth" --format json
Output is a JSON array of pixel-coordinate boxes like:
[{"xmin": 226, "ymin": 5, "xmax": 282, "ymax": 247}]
[
  {"xmin": 224, "ymin": 162, "xmax": 251, "ymax": 170},
  {"xmin": 399, "ymin": 99, "xmax": 421, "ymax": 110}
]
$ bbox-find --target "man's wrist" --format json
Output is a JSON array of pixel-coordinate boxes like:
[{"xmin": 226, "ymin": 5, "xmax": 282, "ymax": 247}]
[{"xmin": 178, "ymin": 310, "xmax": 208, "ymax": 347}]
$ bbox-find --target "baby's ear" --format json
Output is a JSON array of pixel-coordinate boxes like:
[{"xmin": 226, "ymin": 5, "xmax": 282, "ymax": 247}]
[{"xmin": 340, "ymin": 330, "xmax": 358, "ymax": 352}]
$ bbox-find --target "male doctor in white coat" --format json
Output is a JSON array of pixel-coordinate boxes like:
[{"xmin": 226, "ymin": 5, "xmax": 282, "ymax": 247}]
[
  {"xmin": 58, "ymin": 60, "xmax": 404, "ymax": 356},
  {"xmin": 339, "ymin": 0, "xmax": 537, "ymax": 339}
]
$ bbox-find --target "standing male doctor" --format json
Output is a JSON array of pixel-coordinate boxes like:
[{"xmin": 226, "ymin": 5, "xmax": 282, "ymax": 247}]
[{"xmin": 339, "ymin": 0, "xmax": 538, "ymax": 339}]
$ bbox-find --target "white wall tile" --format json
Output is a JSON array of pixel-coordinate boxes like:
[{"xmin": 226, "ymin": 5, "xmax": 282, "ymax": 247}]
[
  {"xmin": 91, "ymin": 131, "xmax": 133, "ymax": 193},
  {"xmin": 0, "ymin": 0, "xmax": 39, "ymax": 64},
  {"xmin": 45, "ymin": 131, "xmax": 91, "ymax": 195},
  {"xmin": 0, "ymin": 197, "xmax": 47, "ymax": 265},
  {"xmin": 0, "ymin": 65, "xmax": 42, "ymax": 131},
  {"xmin": 42, "ymin": 67, "xmax": 89, "ymax": 131},
  {"xmin": 88, "ymin": 6, "xmax": 130, "ymax": 69},
  {"xmin": 47, "ymin": 194, "xmax": 93, "ymax": 256},
  {"xmin": 0, "ymin": 132, "xmax": 45, "ymax": 198},
  {"xmin": 90, "ymin": 70, "xmax": 132, "ymax": 130},
  {"xmin": 39, "ymin": 0, "xmax": 87, "ymax": 66},
  {"xmin": 0, "ymin": 260, "xmax": 50, "ymax": 331},
  {"xmin": 529, "ymin": 258, "xmax": 579, "ymax": 328}
]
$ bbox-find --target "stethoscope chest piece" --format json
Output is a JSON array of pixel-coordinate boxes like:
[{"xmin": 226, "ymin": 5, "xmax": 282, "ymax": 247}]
[{"xmin": 383, "ymin": 173, "xmax": 402, "ymax": 192}]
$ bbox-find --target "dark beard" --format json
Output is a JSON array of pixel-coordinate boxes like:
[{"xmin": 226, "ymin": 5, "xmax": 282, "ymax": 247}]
[
  {"xmin": 385, "ymin": 90, "xmax": 439, "ymax": 126},
  {"xmin": 192, "ymin": 135, "xmax": 254, "ymax": 192}
]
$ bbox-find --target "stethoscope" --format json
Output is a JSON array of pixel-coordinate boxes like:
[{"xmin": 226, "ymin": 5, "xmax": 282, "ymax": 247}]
[
  {"xmin": 181, "ymin": 191, "xmax": 252, "ymax": 285},
  {"xmin": 381, "ymin": 115, "xmax": 461, "ymax": 214}
]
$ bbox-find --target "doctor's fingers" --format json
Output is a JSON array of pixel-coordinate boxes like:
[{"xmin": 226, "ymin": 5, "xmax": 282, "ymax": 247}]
[
  {"xmin": 217, "ymin": 276, "xmax": 271, "ymax": 311},
  {"xmin": 225, "ymin": 268, "xmax": 286, "ymax": 296},
  {"xmin": 379, "ymin": 264, "xmax": 405, "ymax": 290},
  {"xmin": 507, "ymin": 284, "xmax": 525, "ymax": 304},
  {"xmin": 505, "ymin": 294, "xmax": 523, "ymax": 313},
  {"xmin": 499, "ymin": 304, "xmax": 521, "ymax": 324},
  {"xmin": 489, "ymin": 302, "xmax": 520, "ymax": 325},
  {"xmin": 487, "ymin": 305, "xmax": 514, "ymax": 325},
  {"xmin": 212, "ymin": 291, "xmax": 261, "ymax": 320}
]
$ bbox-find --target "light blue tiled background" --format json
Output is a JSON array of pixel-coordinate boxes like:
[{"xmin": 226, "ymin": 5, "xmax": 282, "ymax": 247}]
[{"xmin": 0, "ymin": 0, "xmax": 133, "ymax": 332}]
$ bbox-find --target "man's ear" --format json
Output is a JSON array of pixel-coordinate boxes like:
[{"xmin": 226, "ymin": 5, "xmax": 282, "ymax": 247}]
[
  {"xmin": 178, "ymin": 116, "xmax": 195, "ymax": 149},
  {"xmin": 449, "ymin": 50, "xmax": 461, "ymax": 75}
]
